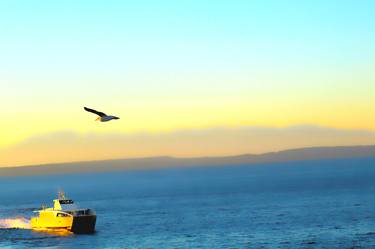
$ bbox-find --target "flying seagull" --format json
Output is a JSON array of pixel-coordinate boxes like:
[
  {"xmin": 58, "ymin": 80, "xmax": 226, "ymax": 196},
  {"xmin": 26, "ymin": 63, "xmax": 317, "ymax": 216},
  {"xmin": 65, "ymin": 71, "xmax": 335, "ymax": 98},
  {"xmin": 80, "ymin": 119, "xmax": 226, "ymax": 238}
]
[{"xmin": 84, "ymin": 107, "xmax": 120, "ymax": 122}]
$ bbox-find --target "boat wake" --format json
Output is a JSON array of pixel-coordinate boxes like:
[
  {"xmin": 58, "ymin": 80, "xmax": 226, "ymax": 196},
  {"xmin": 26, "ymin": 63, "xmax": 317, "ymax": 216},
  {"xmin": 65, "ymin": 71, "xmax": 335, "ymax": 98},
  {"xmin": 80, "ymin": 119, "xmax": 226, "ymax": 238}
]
[{"xmin": 0, "ymin": 217, "xmax": 31, "ymax": 229}]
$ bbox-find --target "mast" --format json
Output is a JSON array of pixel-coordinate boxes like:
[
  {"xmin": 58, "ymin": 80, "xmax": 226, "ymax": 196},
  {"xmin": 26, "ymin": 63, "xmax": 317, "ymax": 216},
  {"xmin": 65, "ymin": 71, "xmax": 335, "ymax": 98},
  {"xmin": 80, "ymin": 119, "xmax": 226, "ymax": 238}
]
[{"xmin": 58, "ymin": 190, "xmax": 66, "ymax": 200}]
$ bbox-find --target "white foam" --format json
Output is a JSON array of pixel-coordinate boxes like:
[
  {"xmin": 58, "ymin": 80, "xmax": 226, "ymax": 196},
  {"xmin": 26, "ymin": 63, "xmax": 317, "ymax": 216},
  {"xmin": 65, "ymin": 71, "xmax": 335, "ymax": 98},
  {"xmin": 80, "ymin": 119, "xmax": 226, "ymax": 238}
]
[{"xmin": 0, "ymin": 218, "xmax": 31, "ymax": 229}]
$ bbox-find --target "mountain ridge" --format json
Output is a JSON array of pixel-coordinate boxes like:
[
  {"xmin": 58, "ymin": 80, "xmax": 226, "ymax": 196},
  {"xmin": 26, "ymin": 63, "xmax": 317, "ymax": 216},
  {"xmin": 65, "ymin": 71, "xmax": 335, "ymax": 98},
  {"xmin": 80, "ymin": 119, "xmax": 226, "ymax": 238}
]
[{"xmin": 1, "ymin": 145, "xmax": 375, "ymax": 177}]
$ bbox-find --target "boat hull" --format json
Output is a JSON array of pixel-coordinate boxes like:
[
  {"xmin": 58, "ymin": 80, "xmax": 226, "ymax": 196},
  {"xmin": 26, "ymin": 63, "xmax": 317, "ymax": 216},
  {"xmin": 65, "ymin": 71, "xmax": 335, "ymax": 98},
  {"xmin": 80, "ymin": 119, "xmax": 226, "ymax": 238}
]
[
  {"xmin": 31, "ymin": 215, "xmax": 96, "ymax": 234},
  {"xmin": 31, "ymin": 214, "xmax": 73, "ymax": 230},
  {"xmin": 71, "ymin": 215, "xmax": 96, "ymax": 234}
]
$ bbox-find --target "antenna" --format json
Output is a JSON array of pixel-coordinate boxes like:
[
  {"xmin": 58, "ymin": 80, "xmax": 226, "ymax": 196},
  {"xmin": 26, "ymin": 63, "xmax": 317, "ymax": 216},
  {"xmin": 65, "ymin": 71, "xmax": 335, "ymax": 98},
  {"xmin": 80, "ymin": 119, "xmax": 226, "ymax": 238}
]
[{"xmin": 58, "ymin": 189, "xmax": 66, "ymax": 200}]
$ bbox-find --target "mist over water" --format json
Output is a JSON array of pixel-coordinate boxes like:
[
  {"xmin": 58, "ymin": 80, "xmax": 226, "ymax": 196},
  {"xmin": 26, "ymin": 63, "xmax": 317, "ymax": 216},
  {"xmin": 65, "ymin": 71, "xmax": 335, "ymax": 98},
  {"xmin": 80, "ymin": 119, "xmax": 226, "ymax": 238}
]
[{"xmin": 0, "ymin": 157, "xmax": 375, "ymax": 248}]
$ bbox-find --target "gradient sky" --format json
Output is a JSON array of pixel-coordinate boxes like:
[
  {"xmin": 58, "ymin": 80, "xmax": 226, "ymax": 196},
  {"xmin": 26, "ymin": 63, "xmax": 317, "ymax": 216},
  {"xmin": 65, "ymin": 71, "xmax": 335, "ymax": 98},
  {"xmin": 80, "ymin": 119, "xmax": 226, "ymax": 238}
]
[{"xmin": 1, "ymin": 0, "xmax": 375, "ymax": 166}]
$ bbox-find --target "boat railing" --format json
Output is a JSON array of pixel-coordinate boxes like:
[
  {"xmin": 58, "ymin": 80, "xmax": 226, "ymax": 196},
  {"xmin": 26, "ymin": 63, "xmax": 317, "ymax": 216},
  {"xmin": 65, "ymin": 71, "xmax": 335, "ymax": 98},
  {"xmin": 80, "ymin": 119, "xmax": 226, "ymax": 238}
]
[{"xmin": 65, "ymin": 209, "xmax": 95, "ymax": 216}]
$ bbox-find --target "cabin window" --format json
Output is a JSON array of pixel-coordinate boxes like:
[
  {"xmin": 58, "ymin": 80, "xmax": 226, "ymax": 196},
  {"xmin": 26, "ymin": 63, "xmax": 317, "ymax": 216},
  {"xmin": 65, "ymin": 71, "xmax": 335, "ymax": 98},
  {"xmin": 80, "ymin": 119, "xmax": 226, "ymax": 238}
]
[
  {"xmin": 57, "ymin": 213, "xmax": 69, "ymax": 217},
  {"xmin": 59, "ymin": 200, "xmax": 74, "ymax": 204}
]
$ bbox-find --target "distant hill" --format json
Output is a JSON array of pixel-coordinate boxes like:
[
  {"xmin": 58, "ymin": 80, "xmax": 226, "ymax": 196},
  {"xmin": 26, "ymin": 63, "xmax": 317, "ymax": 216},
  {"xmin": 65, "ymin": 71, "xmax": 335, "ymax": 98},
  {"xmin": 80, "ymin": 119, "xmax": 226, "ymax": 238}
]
[{"xmin": 1, "ymin": 145, "xmax": 375, "ymax": 177}]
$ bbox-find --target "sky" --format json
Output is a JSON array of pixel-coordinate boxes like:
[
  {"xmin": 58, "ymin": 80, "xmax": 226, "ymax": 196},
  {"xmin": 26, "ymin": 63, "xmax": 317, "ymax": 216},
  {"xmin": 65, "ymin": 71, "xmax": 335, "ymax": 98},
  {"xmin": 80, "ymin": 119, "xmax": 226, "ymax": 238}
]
[{"xmin": 1, "ymin": 0, "xmax": 375, "ymax": 166}]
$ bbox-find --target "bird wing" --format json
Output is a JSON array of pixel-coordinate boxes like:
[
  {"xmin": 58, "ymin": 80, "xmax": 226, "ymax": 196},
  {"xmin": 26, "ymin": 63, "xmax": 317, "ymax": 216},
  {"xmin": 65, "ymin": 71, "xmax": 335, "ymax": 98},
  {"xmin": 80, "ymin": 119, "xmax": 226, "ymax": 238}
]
[{"xmin": 84, "ymin": 107, "xmax": 107, "ymax": 117}]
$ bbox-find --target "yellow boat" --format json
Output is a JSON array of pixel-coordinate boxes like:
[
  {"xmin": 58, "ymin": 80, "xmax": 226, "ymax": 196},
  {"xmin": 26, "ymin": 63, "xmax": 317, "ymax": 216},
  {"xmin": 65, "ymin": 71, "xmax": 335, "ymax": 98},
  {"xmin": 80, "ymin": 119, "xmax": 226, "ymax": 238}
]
[{"xmin": 31, "ymin": 192, "xmax": 96, "ymax": 234}]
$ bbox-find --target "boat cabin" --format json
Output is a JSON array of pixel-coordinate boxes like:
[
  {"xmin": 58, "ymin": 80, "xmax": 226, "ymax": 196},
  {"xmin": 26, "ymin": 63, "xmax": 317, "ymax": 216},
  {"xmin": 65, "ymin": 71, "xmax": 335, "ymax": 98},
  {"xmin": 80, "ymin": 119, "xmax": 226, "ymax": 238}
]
[{"xmin": 53, "ymin": 199, "xmax": 78, "ymax": 211}]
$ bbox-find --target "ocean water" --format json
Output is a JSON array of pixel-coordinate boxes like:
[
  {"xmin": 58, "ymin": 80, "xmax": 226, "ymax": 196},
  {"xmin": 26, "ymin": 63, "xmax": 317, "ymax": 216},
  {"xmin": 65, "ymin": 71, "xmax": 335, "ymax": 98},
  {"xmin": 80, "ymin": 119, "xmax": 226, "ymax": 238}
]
[{"xmin": 0, "ymin": 157, "xmax": 375, "ymax": 248}]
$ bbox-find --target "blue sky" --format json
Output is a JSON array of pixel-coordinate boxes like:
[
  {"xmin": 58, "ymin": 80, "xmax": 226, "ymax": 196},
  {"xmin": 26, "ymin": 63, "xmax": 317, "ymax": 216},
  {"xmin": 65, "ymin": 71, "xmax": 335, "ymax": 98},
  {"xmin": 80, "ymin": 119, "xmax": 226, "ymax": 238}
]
[{"xmin": 1, "ymin": 0, "xmax": 375, "ymax": 165}]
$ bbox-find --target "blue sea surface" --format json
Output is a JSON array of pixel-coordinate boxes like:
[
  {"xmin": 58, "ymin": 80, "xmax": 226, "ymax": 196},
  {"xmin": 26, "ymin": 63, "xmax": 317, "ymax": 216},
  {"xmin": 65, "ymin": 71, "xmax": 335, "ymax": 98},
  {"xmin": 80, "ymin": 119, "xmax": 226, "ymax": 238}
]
[{"xmin": 0, "ymin": 157, "xmax": 375, "ymax": 248}]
